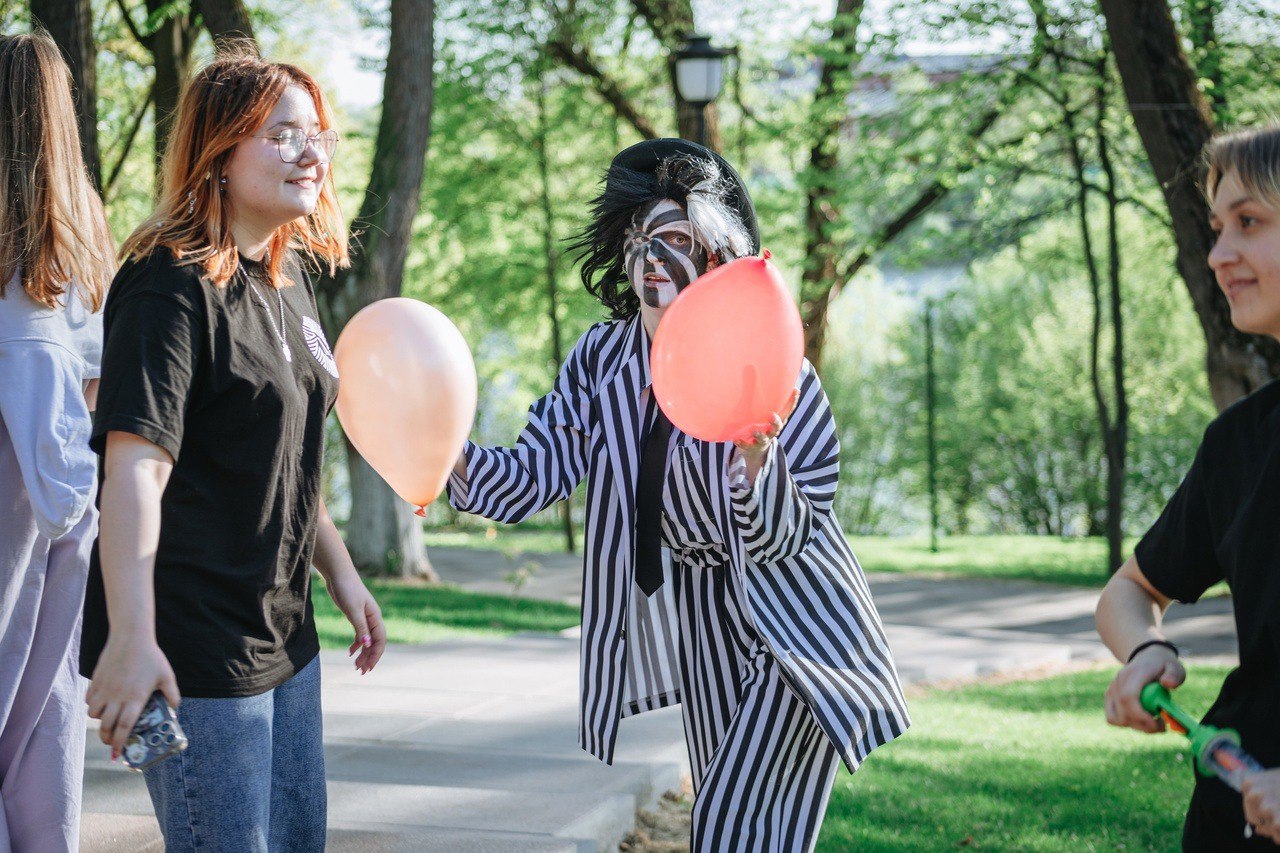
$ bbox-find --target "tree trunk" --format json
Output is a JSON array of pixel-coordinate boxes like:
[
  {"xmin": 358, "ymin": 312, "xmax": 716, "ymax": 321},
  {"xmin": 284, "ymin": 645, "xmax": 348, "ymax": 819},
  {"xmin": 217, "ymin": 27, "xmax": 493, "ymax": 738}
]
[
  {"xmin": 315, "ymin": 0, "xmax": 437, "ymax": 580},
  {"xmin": 116, "ymin": 0, "xmax": 196, "ymax": 178},
  {"xmin": 1097, "ymin": 66, "xmax": 1128, "ymax": 575},
  {"xmin": 193, "ymin": 0, "xmax": 256, "ymax": 47},
  {"xmin": 627, "ymin": 0, "xmax": 723, "ymax": 149},
  {"xmin": 1099, "ymin": 0, "xmax": 1280, "ymax": 410},
  {"xmin": 31, "ymin": 0, "xmax": 100, "ymax": 187},
  {"xmin": 344, "ymin": 435, "xmax": 431, "ymax": 576},
  {"xmin": 1045, "ymin": 0, "xmax": 1127, "ymax": 576},
  {"xmin": 797, "ymin": 0, "xmax": 865, "ymax": 375},
  {"xmin": 534, "ymin": 67, "xmax": 576, "ymax": 554}
]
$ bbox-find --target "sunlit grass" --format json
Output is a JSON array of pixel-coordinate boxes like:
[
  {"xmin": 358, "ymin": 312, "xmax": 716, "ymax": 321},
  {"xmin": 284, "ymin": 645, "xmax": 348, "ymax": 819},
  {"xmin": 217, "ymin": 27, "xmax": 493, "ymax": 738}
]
[
  {"xmin": 310, "ymin": 577, "xmax": 580, "ymax": 648},
  {"xmin": 848, "ymin": 535, "xmax": 1130, "ymax": 587},
  {"xmin": 820, "ymin": 666, "xmax": 1229, "ymax": 851}
]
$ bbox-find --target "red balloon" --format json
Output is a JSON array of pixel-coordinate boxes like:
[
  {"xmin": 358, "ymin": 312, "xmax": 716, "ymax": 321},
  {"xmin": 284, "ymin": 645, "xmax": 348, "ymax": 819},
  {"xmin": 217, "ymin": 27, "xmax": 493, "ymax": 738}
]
[{"xmin": 651, "ymin": 255, "xmax": 804, "ymax": 443}]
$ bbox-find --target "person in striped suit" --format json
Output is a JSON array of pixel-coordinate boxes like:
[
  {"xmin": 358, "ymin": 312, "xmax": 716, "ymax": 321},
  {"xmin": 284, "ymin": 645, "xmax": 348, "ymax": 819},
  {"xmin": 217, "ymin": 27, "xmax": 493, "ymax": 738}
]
[{"xmin": 448, "ymin": 139, "xmax": 909, "ymax": 851}]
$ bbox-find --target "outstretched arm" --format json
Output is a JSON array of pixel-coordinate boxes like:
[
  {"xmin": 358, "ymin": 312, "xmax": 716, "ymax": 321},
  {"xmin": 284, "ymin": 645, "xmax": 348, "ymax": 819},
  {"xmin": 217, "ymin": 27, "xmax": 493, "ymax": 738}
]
[{"xmin": 448, "ymin": 330, "xmax": 594, "ymax": 524}]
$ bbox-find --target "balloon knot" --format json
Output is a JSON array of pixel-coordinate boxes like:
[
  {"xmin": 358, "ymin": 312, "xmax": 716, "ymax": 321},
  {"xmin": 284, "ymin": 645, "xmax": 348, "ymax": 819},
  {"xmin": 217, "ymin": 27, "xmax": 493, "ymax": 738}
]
[
  {"xmin": 414, "ymin": 506, "xmax": 427, "ymax": 517},
  {"xmin": 761, "ymin": 248, "xmax": 773, "ymax": 260}
]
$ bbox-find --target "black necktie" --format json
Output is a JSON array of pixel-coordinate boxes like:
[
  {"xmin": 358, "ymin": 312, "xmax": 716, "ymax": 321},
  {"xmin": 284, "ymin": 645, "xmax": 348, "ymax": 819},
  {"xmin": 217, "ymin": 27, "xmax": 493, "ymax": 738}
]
[{"xmin": 634, "ymin": 403, "xmax": 673, "ymax": 597}]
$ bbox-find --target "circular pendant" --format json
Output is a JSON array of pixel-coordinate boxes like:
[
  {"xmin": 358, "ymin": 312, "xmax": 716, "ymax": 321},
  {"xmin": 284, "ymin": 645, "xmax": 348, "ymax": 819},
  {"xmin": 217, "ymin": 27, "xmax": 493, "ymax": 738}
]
[{"xmin": 283, "ymin": 343, "xmax": 293, "ymax": 363}]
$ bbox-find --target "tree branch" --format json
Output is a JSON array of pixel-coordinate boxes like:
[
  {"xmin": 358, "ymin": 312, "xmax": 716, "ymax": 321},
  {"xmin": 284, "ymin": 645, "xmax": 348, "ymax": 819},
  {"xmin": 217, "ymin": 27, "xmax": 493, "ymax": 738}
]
[
  {"xmin": 545, "ymin": 35, "xmax": 658, "ymax": 139},
  {"xmin": 105, "ymin": 78, "xmax": 155, "ymax": 197},
  {"xmin": 628, "ymin": 0, "xmax": 691, "ymax": 48},
  {"xmin": 836, "ymin": 105, "xmax": 1008, "ymax": 282},
  {"xmin": 114, "ymin": 0, "xmax": 148, "ymax": 47}
]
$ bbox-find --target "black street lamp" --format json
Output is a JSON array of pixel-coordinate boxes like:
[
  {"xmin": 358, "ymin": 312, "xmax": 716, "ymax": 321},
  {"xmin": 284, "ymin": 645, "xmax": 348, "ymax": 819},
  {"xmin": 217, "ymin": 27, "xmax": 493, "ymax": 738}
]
[{"xmin": 672, "ymin": 33, "xmax": 730, "ymax": 147}]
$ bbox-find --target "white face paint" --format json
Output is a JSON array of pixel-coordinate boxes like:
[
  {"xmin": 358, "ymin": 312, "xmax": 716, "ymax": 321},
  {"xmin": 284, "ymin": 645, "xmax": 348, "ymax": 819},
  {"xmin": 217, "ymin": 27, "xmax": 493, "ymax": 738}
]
[{"xmin": 623, "ymin": 199, "xmax": 711, "ymax": 311}]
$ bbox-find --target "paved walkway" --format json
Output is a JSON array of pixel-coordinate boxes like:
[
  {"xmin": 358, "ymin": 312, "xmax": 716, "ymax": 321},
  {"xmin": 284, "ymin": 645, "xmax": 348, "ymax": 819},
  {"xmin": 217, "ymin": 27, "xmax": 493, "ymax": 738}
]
[{"xmin": 81, "ymin": 547, "xmax": 1236, "ymax": 852}]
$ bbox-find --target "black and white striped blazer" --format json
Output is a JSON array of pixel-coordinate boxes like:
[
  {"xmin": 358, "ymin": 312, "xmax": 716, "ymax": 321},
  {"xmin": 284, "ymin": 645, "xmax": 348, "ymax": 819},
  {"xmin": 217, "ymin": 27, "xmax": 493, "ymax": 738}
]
[{"xmin": 448, "ymin": 316, "xmax": 910, "ymax": 772}]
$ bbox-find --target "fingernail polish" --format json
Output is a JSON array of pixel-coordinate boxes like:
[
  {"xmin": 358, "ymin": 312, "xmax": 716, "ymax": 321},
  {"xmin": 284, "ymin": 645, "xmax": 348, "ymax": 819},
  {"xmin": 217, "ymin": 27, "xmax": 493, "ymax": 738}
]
[
  {"xmin": 361, "ymin": 634, "xmax": 372, "ymax": 647},
  {"xmin": 111, "ymin": 750, "xmax": 118, "ymax": 761}
]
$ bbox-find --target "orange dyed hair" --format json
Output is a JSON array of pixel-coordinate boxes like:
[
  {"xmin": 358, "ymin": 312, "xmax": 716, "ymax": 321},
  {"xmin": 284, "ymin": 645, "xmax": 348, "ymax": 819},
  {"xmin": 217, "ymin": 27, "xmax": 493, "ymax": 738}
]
[
  {"xmin": 0, "ymin": 31, "xmax": 114, "ymax": 311},
  {"xmin": 122, "ymin": 44, "xmax": 349, "ymax": 289}
]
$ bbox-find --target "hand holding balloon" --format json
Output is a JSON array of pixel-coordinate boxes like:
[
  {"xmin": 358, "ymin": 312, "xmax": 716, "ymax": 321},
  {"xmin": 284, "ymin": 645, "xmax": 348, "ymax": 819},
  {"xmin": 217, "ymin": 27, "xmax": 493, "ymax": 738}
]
[
  {"xmin": 651, "ymin": 255, "xmax": 804, "ymax": 443},
  {"xmin": 334, "ymin": 298, "xmax": 477, "ymax": 512},
  {"xmin": 733, "ymin": 388, "xmax": 800, "ymax": 484}
]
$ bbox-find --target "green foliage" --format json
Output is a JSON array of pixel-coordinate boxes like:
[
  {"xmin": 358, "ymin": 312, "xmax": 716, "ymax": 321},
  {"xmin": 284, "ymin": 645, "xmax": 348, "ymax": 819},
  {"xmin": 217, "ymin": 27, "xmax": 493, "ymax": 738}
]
[
  {"xmin": 825, "ymin": 209, "xmax": 1213, "ymax": 539},
  {"xmin": 78, "ymin": 0, "xmax": 1273, "ymax": 555},
  {"xmin": 819, "ymin": 666, "xmax": 1231, "ymax": 850},
  {"xmin": 310, "ymin": 576, "xmax": 580, "ymax": 647}
]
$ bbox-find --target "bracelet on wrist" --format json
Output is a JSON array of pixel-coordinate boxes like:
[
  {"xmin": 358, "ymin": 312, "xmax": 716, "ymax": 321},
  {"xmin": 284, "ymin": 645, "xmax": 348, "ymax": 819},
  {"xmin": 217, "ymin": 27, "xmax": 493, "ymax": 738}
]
[{"xmin": 1127, "ymin": 639, "xmax": 1179, "ymax": 664}]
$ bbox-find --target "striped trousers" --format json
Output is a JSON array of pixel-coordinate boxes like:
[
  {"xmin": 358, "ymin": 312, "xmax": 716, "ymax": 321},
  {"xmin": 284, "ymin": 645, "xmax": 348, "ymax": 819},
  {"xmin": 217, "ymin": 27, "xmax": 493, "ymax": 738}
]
[{"xmin": 674, "ymin": 562, "xmax": 840, "ymax": 852}]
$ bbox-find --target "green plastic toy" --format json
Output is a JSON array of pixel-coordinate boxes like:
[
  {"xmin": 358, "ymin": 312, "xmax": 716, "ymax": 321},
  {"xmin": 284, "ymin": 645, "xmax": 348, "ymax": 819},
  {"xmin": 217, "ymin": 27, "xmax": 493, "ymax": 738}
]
[{"xmin": 1140, "ymin": 683, "xmax": 1264, "ymax": 792}]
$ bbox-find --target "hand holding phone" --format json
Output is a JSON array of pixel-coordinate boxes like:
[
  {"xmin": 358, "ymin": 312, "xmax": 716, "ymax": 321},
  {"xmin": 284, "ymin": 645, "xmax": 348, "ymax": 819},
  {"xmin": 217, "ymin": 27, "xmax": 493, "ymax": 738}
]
[{"xmin": 121, "ymin": 692, "xmax": 188, "ymax": 772}]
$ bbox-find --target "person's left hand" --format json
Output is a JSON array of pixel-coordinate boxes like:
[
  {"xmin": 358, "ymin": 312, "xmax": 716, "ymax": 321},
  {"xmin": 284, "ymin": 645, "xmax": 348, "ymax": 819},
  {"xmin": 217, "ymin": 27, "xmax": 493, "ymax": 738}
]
[
  {"xmin": 1243, "ymin": 768, "xmax": 1280, "ymax": 842},
  {"xmin": 733, "ymin": 389, "xmax": 800, "ymax": 481},
  {"xmin": 325, "ymin": 571, "xmax": 387, "ymax": 674}
]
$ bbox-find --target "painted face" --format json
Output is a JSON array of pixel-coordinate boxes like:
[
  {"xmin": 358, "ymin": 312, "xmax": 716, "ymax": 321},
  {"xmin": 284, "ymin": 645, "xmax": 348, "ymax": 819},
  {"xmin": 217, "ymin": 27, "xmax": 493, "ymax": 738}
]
[
  {"xmin": 624, "ymin": 199, "xmax": 711, "ymax": 310},
  {"xmin": 1209, "ymin": 168, "xmax": 1280, "ymax": 339}
]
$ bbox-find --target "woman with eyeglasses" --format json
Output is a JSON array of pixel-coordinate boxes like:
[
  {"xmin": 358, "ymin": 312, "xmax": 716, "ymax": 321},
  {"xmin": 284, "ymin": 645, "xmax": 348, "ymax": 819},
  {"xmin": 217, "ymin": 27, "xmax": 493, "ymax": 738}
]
[{"xmin": 81, "ymin": 49, "xmax": 383, "ymax": 852}]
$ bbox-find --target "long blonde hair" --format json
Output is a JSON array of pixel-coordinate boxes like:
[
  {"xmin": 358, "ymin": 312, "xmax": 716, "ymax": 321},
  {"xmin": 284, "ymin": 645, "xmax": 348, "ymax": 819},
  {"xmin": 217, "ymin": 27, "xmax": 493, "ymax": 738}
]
[
  {"xmin": 0, "ymin": 31, "xmax": 114, "ymax": 311},
  {"xmin": 122, "ymin": 45, "xmax": 349, "ymax": 289}
]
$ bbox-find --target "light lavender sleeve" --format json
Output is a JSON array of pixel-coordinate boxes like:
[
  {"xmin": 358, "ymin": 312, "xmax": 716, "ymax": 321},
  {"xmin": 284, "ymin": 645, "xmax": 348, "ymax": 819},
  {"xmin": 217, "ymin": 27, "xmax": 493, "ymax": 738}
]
[{"xmin": 0, "ymin": 276, "xmax": 101, "ymax": 540}]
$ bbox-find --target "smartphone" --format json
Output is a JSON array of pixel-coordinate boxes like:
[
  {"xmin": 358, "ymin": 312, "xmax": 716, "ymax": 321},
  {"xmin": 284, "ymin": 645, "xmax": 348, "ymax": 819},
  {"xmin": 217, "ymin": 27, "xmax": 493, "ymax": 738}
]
[{"xmin": 121, "ymin": 691, "xmax": 188, "ymax": 772}]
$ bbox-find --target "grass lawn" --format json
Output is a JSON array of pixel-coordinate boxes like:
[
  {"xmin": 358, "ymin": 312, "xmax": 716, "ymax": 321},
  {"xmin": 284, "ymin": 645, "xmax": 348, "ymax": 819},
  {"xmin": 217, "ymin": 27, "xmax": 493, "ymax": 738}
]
[
  {"xmin": 423, "ymin": 528, "xmax": 1130, "ymax": 587},
  {"xmin": 819, "ymin": 666, "xmax": 1231, "ymax": 851},
  {"xmin": 310, "ymin": 577, "xmax": 580, "ymax": 648},
  {"xmin": 848, "ymin": 535, "xmax": 1131, "ymax": 587},
  {"xmin": 424, "ymin": 526, "xmax": 568, "ymax": 555}
]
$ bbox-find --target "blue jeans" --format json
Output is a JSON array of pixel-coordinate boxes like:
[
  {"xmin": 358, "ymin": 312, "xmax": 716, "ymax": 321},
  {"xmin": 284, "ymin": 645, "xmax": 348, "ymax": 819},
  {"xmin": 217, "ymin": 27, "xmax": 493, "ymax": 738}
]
[{"xmin": 142, "ymin": 655, "xmax": 326, "ymax": 852}]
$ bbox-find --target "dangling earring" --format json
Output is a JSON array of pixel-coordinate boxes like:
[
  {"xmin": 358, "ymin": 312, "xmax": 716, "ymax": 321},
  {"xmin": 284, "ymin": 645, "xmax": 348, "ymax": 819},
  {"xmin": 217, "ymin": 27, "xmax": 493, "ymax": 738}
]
[
  {"xmin": 187, "ymin": 191, "xmax": 196, "ymax": 215},
  {"xmin": 219, "ymin": 176, "xmax": 228, "ymax": 194}
]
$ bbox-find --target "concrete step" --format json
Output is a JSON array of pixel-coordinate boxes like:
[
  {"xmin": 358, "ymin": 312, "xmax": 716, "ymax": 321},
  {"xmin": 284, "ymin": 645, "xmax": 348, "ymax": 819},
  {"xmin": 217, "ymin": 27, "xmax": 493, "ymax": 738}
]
[
  {"xmin": 82, "ymin": 767, "xmax": 635, "ymax": 852},
  {"xmin": 81, "ymin": 812, "xmax": 591, "ymax": 853},
  {"xmin": 84, "ymin": 735, "xmax": 681, "ymax": 806},
  {"xmin": 326, "ymin": 825, "xmax": 590, "ymax": 852}
]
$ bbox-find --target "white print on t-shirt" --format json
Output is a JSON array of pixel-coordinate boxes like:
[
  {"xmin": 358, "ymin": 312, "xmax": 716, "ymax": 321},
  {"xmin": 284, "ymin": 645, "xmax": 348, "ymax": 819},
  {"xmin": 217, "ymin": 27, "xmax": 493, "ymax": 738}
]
[{"xmin": 301, "ymin": 316, "xmax": 339, "ymax": 378}]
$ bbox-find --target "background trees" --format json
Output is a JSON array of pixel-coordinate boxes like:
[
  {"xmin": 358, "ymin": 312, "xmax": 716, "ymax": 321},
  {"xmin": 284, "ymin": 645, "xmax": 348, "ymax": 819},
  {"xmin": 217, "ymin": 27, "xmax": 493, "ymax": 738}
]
[{"xmin": 15, "ymin": 0, "xmax": 1280, "ymax": 574}]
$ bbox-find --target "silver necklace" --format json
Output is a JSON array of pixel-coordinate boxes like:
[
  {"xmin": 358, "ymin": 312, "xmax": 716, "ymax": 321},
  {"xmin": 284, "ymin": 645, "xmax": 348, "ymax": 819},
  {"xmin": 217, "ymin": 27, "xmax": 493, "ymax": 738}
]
[{"xmin": 246, "ymin": 274, "xmax": 292, "ymax": 363}]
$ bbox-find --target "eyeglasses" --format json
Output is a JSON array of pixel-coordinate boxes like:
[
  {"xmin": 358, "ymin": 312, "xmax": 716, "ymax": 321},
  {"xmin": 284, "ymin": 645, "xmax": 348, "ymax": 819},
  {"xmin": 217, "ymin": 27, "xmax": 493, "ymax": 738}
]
[{"xmin": 256, "ymin": 128, "xmax": 339, "ymax": 164}]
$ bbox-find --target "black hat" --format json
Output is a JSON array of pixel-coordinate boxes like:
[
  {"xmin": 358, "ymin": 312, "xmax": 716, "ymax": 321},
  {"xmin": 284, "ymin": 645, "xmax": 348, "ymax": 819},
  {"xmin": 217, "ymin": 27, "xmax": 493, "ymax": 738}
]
[{"xmin": 608, "ymin": 139, "xmax": 760, "ymax": 254}]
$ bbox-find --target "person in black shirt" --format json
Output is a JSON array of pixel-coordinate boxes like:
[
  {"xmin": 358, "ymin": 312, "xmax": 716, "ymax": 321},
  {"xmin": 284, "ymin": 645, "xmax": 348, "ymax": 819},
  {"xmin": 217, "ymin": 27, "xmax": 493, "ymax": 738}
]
[
  {"xmin": 1097, "ymin": 125, "xmax": 1280, "ymax": 849},
  {"xmin": 81, "ymin": 50, "xmax": 385, "ymax": 853}
]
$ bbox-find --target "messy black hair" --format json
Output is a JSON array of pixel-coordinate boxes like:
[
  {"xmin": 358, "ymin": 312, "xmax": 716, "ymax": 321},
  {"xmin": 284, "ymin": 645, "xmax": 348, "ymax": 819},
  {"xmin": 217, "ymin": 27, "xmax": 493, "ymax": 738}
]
[{"xmin": 567, "ymin": 154, "xmax": 752, "ymax": 320}]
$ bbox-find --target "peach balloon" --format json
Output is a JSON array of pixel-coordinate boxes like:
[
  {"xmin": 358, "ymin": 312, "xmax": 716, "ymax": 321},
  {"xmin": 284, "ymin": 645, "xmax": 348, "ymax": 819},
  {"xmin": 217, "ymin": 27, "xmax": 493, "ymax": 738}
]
[
  {"xmin": 651, "ymin": 255, "xmax": 803, "ymax": 443},
  {"xmin": 334, "ymin": 298, "xmax": 477, "ymax": 511}
]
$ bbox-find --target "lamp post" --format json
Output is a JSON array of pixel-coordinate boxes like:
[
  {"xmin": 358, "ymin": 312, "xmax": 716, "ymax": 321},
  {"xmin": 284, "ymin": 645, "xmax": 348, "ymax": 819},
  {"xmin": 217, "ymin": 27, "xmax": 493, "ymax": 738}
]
[
  {"xmin": 672, "ymin": 33, "xmax": 730, "ymax": 148},
  {"xmin": 924, "ymin": 297, "xmax": 939, "ymax": 554}
]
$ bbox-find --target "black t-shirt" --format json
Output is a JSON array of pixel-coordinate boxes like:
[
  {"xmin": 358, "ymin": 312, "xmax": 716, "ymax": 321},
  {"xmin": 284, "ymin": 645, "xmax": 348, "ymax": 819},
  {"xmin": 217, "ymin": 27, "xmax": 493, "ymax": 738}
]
[
  {"xmin": 1136, "ymin": 380, "xmax": 1280, "ymax": 846},
  {"xmin": 81, "ymin": 248, "xmax": 340, "ymax": 698}
]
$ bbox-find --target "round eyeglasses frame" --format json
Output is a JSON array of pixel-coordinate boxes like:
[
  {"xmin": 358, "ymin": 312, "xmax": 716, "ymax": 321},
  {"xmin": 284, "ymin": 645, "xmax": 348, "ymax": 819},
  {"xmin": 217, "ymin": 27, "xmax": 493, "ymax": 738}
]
[{"xmin": 255, "ymin": 128, "xmax": 339, "ymax": 164}]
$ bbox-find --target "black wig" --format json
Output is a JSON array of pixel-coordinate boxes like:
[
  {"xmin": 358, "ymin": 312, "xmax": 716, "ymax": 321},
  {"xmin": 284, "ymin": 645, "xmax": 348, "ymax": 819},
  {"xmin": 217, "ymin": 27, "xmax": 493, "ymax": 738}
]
[{"xmin": 568, "ymin": 141, "xmax": 759, "ymax": 320}]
